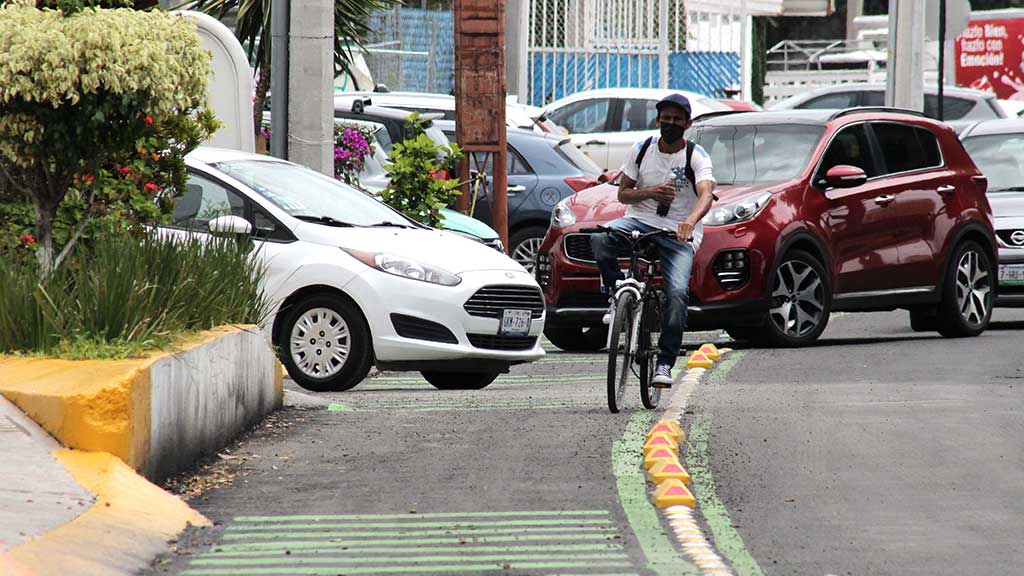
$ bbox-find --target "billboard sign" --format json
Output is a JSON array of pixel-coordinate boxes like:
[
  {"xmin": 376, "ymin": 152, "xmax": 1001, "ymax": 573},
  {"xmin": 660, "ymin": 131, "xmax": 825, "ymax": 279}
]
[{"xmin": 956, "ymin": 18, "xmax": 1024, "ymax": 100}]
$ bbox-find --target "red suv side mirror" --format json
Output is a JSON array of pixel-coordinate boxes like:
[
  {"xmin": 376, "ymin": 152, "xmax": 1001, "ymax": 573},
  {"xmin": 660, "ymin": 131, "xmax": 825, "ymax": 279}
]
[{"xmin": 824, "ymin": 165, "xmax": 868, "ymax": 189}]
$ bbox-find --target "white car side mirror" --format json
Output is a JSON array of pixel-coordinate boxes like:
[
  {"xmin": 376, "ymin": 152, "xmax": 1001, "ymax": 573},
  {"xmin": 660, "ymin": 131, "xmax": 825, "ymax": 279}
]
[{"xmin": 207, "ymin": 215, "xmax": 253, "ymax": 236}]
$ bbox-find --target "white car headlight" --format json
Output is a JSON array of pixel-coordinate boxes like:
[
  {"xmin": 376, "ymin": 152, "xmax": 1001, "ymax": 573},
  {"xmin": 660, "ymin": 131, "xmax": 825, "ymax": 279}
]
[
  {"xmin": 551, "ymin": 199, "xmax": 577, "ymax": 229},
  {"xmin": 342, "ymin": 248, "xmax": 462, "ymax": 286},
  {"xmin": 702, "ymin": 191, "xmax": 773, "ymax": 227}
]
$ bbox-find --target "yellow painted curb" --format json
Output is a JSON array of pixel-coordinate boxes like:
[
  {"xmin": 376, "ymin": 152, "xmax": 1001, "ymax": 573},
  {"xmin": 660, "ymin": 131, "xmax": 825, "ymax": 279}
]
[
  {"xmin": 647, "ymin": 459, "xmax": 692, "ymax": 485},
  {"xmin": 8, "ymin": 450, "xmax": 209, "ymax": 576},
  {"xmin": 652, "ymin": 478, "xmax": 696, "ymax": 508},
  {"xmin": 698, "ymin": 343, "xmax": 721, "ymax": 361},
  {"xmin": 686, "ymin": 352, "xmax": 714, "ymax": 369},
  {"xmin": 0, "ymin": 326, "xmax": 278, "ymax": 472},
  {"xmin": 643, "ymin": 447, "xmax": 678, "ymax": 470},
  {"xmin": 642, "ymin": 432, "xmax": 678, "ymax": 455},
  {"xmin": 646, "ymin": 419, "xmax": 686, "ymax": 443}
]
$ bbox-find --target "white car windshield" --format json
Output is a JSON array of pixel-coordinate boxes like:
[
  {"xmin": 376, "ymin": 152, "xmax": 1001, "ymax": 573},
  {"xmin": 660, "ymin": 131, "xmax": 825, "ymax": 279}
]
[{"xmin": 213, "ymin": 159, "xmax": 414, "ymax": 227}]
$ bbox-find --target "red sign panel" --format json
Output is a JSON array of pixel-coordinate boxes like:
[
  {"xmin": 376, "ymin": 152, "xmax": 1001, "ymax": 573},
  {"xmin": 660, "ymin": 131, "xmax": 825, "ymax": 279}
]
[{"xmin": 955, "ymin": 18, "xmax": 1024, "ymax": 100}]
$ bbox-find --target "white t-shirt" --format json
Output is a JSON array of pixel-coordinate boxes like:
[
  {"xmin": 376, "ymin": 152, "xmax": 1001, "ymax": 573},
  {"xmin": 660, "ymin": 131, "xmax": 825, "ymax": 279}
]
[{"xmin": 621, "ymin": 136, "xmax": 716, "ymax": 249}]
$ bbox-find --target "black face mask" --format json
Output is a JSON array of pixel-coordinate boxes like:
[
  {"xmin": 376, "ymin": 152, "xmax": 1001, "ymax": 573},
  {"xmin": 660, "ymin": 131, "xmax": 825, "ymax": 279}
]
[{"xmin": 660, "ymin": 123, "xmax": 685, "ymax": 144}]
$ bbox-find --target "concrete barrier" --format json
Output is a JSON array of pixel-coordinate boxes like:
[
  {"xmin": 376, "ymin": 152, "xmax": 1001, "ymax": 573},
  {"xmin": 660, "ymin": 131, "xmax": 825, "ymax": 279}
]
[{"xmin": 0, "ymin": 326, "xmax": 283, "ymax": 482}]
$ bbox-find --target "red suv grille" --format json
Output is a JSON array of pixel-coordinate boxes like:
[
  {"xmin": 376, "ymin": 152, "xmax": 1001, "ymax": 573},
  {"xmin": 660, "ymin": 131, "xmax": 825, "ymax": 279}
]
[{"xmin": 564, "ymin": 233, "xmax": 596, "ymax": 262}]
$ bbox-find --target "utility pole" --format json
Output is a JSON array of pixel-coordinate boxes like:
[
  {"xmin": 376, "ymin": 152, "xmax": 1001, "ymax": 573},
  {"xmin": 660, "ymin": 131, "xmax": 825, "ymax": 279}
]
[
  {"xmin": 938, "ymin": 0, "xmax": 946, "ymax": 120},
  {"xmin": 287, "ymin": 0, "xmax": 334, "ymax": 175},
  {"xmin": 270, "ymin": 0, "xmax": 289, "ymax": 159},
  {"xmin": 886, "ymin": 0, "xmax": 926, "ymax": 112}
]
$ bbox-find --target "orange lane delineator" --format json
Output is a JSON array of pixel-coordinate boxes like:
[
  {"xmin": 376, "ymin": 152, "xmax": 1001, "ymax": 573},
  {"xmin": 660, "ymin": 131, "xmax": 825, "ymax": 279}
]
[
  {"xmin": 647, "ymin": 459, "xmax": 692, "ymax": 485},
  {"xmin": 642, "ymin": 432, "xmax": 678, "ymax": 455},
  {"xmin": 697, "ymin": 343, "xmax": 721, "ymax": 361},
  {"xmin": 653, "ymin": 478, "xmax": 696, "ymax": 508},
  {"xmin": 643, "ymin": 447, "xmax": 678, "ymax": 470},
  {"xmin": 646, "ymin": 420, "xmax": 685, "ymax": 443},
  {"xmin": 686, "ymin": 352, "xmax": 713, "ymax": 370}
]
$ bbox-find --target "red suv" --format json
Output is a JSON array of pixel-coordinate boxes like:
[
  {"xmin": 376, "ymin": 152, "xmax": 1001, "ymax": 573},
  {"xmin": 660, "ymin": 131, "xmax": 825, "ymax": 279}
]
[{"xmin": 537, "ymin": 108, "xmax": 998, "ymax": 350}]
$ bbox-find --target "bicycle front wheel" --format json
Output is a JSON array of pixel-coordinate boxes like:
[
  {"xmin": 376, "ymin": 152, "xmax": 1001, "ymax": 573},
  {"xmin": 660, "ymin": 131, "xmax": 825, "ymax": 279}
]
[{"xmin": 607, "ymin": 291, "xmax": 638, "ymax": 413}]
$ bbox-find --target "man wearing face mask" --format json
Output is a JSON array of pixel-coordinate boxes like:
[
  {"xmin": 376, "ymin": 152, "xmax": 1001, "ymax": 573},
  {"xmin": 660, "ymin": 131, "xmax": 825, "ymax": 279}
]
[{"xmin": 590, "ymin": 93, "xmax": 716, "ymax": 388}]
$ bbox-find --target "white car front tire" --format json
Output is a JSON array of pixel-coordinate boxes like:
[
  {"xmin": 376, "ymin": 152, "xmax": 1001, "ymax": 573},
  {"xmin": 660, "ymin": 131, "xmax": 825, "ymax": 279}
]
[{"xmin": 278, "ymin": 293, "xmax": 373, "ymax": 392}]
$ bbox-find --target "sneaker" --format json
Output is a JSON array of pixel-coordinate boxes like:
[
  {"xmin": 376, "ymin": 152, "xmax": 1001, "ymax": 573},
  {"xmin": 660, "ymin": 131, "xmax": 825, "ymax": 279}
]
[
  {"xmin": 601, "ymin": 299, "xmax": 615, "ymax": 325},
  {"xmin": 652, "ymin": 364, "xmax": 673, "ymax": 388}
]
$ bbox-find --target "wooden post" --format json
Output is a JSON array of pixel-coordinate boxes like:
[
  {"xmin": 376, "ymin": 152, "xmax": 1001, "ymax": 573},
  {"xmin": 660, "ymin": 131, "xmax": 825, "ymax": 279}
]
[{"xmin": 454, "ymin": 0, "xmax": 509, "ymax": 252}]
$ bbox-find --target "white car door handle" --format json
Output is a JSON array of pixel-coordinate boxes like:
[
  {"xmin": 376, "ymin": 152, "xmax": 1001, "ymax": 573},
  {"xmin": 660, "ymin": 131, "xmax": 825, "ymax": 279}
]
[
  {"xmin": 585, "ymin": 140, "xmax": 607, "ymax": 146},
  {"xmin": 874, "ymin": 194, "xmax": 895, "ymax": 205},
  {"xmin": 937, "ymin": 185, "xmax": 956, "ymax": 194},
  {"xmin": 507, "ymin": 185, "xmax": 526, "ymax": 194}
]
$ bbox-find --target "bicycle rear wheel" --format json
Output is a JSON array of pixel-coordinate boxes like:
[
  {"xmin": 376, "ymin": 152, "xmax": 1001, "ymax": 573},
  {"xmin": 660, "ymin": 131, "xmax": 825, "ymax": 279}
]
[
  {"xmin": 607, "ymin": 291, "xmax": 638, "ymax": 413},
  {"xmin": 639, "ymin": 293, "xmax": 662, "ymax": 410}
]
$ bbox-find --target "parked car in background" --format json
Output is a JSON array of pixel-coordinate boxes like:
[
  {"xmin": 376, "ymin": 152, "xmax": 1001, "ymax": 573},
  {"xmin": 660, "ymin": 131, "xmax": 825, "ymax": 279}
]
[
  {"xmin": 337, "ymin": 91, "xmax": 557, "ymax": 133},
  {"xmin": 333, "ymin": 95, "xmax": 451, "ymax": 156},
  {"xmin": 434, "ymin": 119, "xmax": 604, "ymax": 270},
  {"xmin": 539, "ymin": 88, "xmax": 732, "ymax": 171},
  {"xmin": 997, "ymin": 99, "xmax": 1024, "ymax": 118},
  {"xmin": 172, "ymin": 147, "xmax": 545, "ymax": 392},
  {"xmin": 537, "ymin": 108, "xmax": 997, "ymax": 351},
  {"xmin": 770, "ymin": 83, "xmax": 1006, "ymax": 131},
  {"xmin": 717, "ymin": 98, "xmax": 763, "ymax": 111},
  {"xmin": 960, "ymin": 118, "xmax": 1024, "ymax": 306}
]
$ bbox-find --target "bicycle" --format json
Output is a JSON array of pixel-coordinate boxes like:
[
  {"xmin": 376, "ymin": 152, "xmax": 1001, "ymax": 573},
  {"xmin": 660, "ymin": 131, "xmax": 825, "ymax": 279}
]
[{"xmin": 582, "ymin": 226, "xmax": 676, "ymax": 413}]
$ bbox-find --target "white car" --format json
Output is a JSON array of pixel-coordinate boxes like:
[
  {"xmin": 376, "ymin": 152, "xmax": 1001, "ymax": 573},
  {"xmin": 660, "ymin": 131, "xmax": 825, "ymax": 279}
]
[
  {"xmin": 540, "ymin": 88, "xmax": 731, "ymax": 171},
  {"xmin": 170, "ymin": 147, "xmax": 545, "ymax": 392},
  {"xmin": 337, "ymin": 91, "xmax": 551, "ymax": 133}
]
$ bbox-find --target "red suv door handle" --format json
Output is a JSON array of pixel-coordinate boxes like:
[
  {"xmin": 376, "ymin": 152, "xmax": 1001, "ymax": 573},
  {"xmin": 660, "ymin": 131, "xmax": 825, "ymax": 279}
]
[
  {"xmin": 937, "ymin": 185, "xmax": 956, "ymax": 195},
  {"xmin": 874, "ymin": 194, "xmax": 895, "ymax": 205}
]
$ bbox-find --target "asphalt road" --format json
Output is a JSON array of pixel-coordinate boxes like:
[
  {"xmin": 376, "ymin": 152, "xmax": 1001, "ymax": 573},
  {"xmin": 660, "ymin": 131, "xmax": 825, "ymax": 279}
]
[
  {"xmin": 144, "ymin": 331, "xmax": 721, "ymax": 576},
  {"xmin": 143, "ymin": 308, "xmax": 1024, "ymax": 576},
  {"xmin": 689, "ymin": 308, "xmax": 1024, "ymax": 576}
]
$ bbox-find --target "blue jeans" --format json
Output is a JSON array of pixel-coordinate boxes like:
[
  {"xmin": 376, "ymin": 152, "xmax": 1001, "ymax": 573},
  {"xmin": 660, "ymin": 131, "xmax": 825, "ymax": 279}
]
[{"xmin": 590, "ymin": 217, "xmax": 695, "ymax": 367}]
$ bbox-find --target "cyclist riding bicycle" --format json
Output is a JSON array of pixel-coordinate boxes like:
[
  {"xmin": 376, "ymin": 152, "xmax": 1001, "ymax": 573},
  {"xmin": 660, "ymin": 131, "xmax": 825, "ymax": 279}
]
[{"xmin": 591, "ymin": 93, "xmax": 716, "ymax": 389}]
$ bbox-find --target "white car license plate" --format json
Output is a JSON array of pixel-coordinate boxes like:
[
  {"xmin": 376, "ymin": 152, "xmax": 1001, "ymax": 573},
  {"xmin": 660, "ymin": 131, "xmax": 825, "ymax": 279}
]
[
  {"xmin": 999, "ymin": 264, "xmax": 1024, "ymax": 286},
  {"xmin": 500, "ymin": 309, "xmax": 532, "ymax": 336}
]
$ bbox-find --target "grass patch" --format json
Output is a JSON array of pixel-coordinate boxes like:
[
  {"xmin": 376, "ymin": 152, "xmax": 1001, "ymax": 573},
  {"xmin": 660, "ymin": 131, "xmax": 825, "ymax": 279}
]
[{"xmin": 0, "ymin": 233, "xmax": 268, "ymax": 358}]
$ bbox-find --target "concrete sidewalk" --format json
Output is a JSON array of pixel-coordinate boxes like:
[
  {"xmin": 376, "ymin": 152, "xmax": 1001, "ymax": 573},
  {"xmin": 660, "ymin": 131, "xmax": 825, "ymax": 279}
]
[
  {"xmin": 0, "ymin": 396, "xmax": 208, "ymax": 576},
  {"xmin": 0, "ymin": 396, "xmax": 94, "ymax": 551}
]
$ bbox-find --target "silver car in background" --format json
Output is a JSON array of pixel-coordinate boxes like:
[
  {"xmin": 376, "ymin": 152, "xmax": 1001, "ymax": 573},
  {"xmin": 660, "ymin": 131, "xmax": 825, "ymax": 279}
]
[{"xmin": 961, "ymin": 118, "xmax": 1024, "ymax": 307}]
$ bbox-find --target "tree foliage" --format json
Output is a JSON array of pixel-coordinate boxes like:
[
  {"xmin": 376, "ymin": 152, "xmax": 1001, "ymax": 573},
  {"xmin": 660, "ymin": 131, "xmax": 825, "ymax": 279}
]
[{"xmin": 0, "ymin": 3, "xmax": 217, "ymax": 274}]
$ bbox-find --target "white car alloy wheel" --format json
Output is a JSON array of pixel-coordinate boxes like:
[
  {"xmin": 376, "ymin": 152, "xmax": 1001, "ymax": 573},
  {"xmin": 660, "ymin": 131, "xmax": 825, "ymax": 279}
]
[{"xmin": 290, "ymin": 307, "xmax": 351, "ymax": 378}]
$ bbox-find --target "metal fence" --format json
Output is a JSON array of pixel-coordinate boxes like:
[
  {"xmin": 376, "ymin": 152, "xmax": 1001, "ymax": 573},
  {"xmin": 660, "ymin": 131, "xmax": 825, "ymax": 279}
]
[
  {"xmin": 364, "ymin": 7, "xmax": 454, "ymax": 94},
  {"xmin": 527, "ymin": 0, "xmax": 744, "ymax": 106},
  {"xmin": 763, "ymin": 39, "xmax": 889, "ymax": 104}
]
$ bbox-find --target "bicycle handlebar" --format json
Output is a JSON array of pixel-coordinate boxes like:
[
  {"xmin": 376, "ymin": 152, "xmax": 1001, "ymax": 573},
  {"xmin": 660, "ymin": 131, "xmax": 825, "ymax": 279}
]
[{"xmin": 579, "ymin": 226, "xmax": 677, "ymax": 247}]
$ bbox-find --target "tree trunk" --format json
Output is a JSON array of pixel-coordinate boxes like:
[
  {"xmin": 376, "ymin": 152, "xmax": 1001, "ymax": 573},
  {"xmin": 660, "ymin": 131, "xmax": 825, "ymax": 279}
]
[
  {"xmin": 30, "ymin": 166, "xmax": 70, "ymax": 277},
  {"xmin": 253, "ymin": 64, "xmax": 272, "ymax": 136}
]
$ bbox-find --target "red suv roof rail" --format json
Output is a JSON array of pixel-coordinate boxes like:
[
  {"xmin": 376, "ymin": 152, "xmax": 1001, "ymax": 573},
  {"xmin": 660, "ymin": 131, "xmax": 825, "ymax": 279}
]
[{"xmin": 828, "ymin": 107, "xmax": 927, "ymax": 120}]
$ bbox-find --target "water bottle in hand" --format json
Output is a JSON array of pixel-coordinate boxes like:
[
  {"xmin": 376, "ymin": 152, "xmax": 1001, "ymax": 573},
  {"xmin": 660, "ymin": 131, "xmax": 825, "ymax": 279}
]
[{"xmin": 659, "ymin": 166, "xmax": 686, "ymax": 217}]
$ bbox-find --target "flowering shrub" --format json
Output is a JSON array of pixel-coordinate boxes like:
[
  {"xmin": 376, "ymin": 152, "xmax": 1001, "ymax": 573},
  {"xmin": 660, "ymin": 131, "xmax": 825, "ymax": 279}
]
[
  {"xmin": 333, "ymin": 125, "xmax": 373, "ymax": 184},
  {"xmin": 0, "ymin": 3, "xmax": 217, "ymax": 274}
]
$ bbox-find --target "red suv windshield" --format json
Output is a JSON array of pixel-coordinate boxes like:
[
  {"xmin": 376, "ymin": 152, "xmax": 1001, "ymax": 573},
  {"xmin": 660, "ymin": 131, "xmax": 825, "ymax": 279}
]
[{"xmin": 690, "ymin": 124, "xmax": 824, "ymax": 185}]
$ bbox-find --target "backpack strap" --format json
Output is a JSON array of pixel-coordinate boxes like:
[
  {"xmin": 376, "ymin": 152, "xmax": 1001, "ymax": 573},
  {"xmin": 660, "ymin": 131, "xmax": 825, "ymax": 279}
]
[
  {"xmin": 635, "ymin": 136, "xmax": 655, "ymax": 169},
  {"xmin": 685, "ymin": 140, "xmax": 719, "ymax": 202},
  {"xmin": 684, "ymin": 140, "xmax": 696, "ymax": 195}
]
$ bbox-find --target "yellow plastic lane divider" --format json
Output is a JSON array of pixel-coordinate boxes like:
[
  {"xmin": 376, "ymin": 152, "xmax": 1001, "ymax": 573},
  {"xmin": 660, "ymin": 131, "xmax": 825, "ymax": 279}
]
[{"xmin": 642, "ymin": 343, "xmax": 735, "ymax": 575}]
